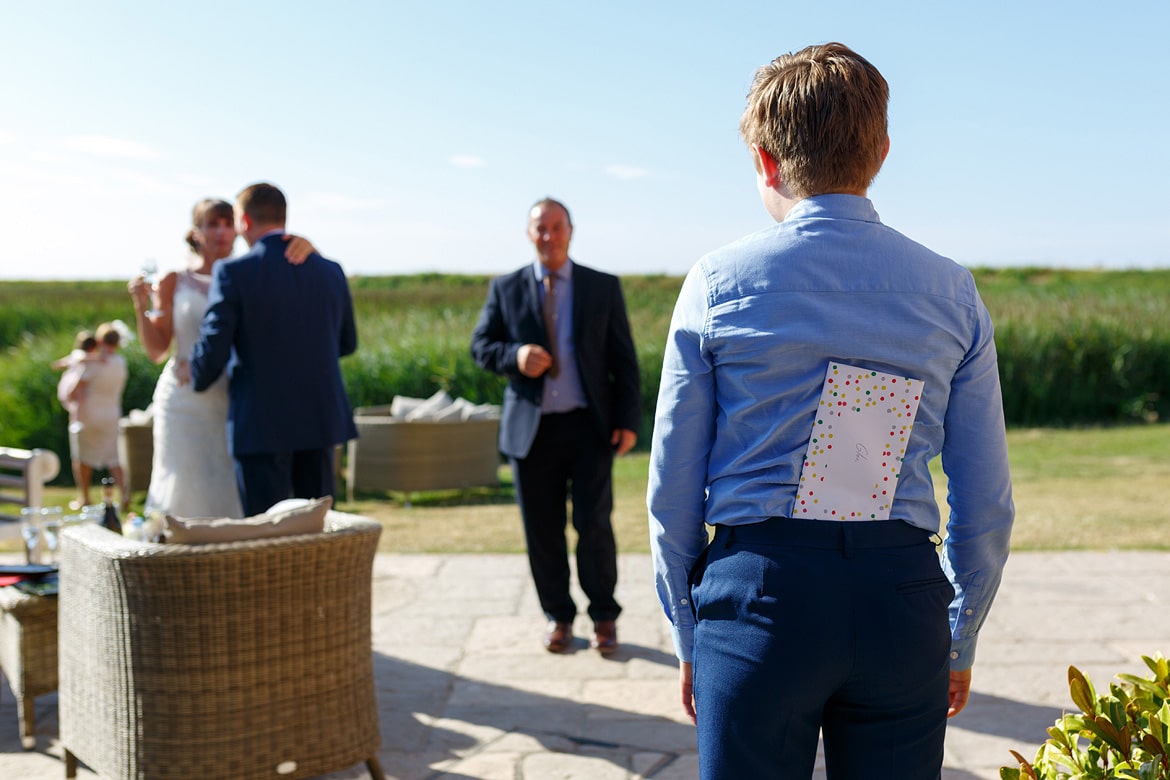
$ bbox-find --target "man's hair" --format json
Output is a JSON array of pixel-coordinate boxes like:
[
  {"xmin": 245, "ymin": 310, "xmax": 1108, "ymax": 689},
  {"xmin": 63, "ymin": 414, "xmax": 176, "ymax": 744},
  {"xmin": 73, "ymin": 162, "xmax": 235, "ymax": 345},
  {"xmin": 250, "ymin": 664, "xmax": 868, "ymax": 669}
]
[
  {"xmin": 95, "ymin": 322, "xmax": 120, "ymax": 348},
  {"xmin": 236, "ymin": 182, "xmax": 287, "ymax": 227},
  {"xmin": 739, "ymin": 42, "xmax": 889, "ymax": 199},
  {"xmin": 73, "ymin": 330, "xmax": 96, "ymax": 352},
  {"xmin": 529, "ymin": 197, "xmax": 572, "ymax": 228},
  {"xmin": 186, "ymin": 198, "xmax": 234, "ymax": 252}
]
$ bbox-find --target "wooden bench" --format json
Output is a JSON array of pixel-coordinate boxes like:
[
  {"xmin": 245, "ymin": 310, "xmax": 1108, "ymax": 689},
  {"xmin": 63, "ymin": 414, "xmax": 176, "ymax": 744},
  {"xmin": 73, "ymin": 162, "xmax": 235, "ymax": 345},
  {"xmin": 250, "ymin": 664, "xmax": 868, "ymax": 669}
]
[{"xmin": 0, "ymin": 448, "xmax": 60, "ymax": 521}]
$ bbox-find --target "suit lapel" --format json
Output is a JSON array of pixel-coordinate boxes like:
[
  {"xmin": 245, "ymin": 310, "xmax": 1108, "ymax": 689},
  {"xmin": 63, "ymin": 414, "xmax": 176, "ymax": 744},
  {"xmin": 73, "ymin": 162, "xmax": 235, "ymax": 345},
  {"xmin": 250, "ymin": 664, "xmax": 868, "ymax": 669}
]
[
  {"xmin": 524, "ymin": 266, "xmax": 544, "ymax": 337},
  {"xmin": 570, "ymin": 264, "xmax": 587, "ymax": 347}
]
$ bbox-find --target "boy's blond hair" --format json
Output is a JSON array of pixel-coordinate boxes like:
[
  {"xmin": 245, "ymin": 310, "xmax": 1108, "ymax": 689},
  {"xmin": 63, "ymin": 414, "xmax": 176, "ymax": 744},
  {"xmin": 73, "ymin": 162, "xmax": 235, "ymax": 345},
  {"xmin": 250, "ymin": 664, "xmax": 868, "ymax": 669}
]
[{"xmin": 740, "ymin": 42, "xmax": 888, "ymax": 198}]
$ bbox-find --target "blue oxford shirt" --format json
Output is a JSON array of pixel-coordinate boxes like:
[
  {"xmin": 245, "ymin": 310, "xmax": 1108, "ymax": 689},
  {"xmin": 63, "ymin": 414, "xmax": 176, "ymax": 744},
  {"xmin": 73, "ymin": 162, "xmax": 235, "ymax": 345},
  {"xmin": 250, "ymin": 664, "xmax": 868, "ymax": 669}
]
[{"xmin": 647, "ymin": 194, "xmax": 1015, "ymax": 667}]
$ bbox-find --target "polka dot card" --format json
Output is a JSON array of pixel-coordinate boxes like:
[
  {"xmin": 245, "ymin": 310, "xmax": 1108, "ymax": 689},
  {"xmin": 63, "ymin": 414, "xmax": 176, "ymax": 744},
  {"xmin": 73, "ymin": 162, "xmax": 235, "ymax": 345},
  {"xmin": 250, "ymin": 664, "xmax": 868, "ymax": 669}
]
[{"xmin": 794, "ymin": 362, "xmax": 923, "ymax": 521}]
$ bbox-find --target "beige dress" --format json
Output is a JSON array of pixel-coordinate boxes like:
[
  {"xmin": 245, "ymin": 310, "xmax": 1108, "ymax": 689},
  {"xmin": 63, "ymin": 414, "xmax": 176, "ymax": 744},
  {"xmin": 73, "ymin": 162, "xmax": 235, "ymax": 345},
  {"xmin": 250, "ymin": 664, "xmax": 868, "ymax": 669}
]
[{"xmin": 74, "ymin": 352, "xmax": 127, "ymax": 468}]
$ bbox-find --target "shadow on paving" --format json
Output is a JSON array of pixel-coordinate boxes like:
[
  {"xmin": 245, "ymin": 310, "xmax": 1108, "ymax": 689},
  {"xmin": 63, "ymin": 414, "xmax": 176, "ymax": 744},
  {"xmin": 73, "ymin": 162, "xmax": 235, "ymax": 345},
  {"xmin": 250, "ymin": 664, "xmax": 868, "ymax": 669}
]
[
  {"xmin": 372, "ymin": 644, "xmax": 696, "ymax": 778},
  {"xmin": 957, "ymin": 691, "xmax": 1064, "ymax": 742}
]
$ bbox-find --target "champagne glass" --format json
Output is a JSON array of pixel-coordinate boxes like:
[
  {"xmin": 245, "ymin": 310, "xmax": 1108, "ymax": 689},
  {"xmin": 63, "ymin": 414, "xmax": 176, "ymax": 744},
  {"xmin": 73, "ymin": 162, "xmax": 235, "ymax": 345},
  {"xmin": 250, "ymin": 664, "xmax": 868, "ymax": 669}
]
[
  {"xmin": 19, "ymin": 506, "xmax": 62, "ymax": 565},
  {"xmin": 140, "ymin": 259, "xmax": 164, "ymax": 319},
  {"xmin": 41, "ymin": 518, "xmax": 62, "ymax": 565},
  {"xmin": 19, "ymin": 510, "xmax": 41, "ymax": 564}
]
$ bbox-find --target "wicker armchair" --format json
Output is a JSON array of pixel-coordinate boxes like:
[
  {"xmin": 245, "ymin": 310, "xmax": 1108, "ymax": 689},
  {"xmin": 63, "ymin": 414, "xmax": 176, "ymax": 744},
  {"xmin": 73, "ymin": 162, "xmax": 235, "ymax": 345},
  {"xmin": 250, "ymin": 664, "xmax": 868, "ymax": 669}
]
[
  {"xmin": 345, "ymin": 413, "xmax": 500, "ymax": 501},
  {"xmin": 58, "ymin": 513, "xmax": 385, "ymax": 780},
  {"xmin": 0, "ymin": 584, "xmax": 58, "ymax": 749}
]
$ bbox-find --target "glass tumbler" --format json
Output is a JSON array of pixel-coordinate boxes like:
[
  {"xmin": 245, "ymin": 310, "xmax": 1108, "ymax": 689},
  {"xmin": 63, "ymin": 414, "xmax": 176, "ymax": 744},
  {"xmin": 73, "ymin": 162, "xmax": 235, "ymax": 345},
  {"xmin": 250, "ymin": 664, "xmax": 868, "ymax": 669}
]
[{"xmin": 19, "ymin": 506, "xmax": 64, "ymax": 565}]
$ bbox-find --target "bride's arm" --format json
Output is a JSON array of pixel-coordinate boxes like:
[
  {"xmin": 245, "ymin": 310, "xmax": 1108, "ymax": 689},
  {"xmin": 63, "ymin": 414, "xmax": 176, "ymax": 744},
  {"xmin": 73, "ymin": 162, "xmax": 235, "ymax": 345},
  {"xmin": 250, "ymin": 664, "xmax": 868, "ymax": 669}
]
[
  {"xmin": 282, "ymin": 234, "xmax": 317, "ymax": 265},
  {"xmin": 128, "ymin": 270, "xmax": 177, "ymax": 363}
]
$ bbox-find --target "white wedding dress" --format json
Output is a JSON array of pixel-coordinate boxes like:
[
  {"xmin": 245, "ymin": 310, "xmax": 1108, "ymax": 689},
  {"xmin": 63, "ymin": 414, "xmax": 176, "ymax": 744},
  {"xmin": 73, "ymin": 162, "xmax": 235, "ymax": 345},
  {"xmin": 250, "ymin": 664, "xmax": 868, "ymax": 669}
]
[{"xmin": 145, "ymin": 270, "xmax": 243, "ymax": 518}]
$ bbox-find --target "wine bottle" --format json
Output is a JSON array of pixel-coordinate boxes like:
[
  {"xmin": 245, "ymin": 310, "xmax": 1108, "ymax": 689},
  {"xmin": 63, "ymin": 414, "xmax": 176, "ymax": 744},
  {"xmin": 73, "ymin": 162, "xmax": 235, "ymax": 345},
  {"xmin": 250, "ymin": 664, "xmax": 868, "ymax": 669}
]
[{"xmin": 100, "ymin": 477, "xmax": 122, "ymax": 535}]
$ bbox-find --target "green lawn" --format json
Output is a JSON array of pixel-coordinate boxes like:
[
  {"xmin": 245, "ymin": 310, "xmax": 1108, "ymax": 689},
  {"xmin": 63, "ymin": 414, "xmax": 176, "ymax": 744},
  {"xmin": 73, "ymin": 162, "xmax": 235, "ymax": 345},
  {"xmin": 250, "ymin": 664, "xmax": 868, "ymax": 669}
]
[{"xmin": 5, "ymin": 425, "xmax": 1167, "ymax": 555}]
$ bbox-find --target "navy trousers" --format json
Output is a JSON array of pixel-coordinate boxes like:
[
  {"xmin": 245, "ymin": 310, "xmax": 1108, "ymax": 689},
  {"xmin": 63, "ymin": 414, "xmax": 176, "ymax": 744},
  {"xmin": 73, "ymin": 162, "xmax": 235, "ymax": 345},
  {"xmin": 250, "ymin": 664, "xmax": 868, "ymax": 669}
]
[
  {"xmin": 691, "ymin": 518, "xmax": 953, "ymax": 780},
  {"xmin": 233, "ymin": 447, "xmax": 336, "ymax": 517},
  {"xmin": 510, "ymin": 409, "xmax": 621, "ymax": 624}
]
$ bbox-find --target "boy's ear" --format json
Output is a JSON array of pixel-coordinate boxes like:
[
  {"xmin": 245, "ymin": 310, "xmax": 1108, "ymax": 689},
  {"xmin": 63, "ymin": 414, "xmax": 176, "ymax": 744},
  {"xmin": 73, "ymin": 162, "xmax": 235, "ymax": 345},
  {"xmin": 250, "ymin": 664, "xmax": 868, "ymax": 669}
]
[{"xmin": 752, "ymin": 145, "xmax": 782, "ymax": 188}]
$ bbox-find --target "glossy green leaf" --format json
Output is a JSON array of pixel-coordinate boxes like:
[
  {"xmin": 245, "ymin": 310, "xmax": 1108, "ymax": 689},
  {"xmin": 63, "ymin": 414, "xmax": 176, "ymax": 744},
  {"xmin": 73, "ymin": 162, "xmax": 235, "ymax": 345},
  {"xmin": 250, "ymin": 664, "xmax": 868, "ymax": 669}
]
[
  {"xmin": 1141, "ymin": 653, "xmax": 1168, "ymax": 681},
  {"xmin": 1070, "ymin": 666, "xmax": 1098, "ymax": 716},
  {"xmin": 1140, "ymin": 733, "xmax": 1163, "ymax": 756},
  {"xmin": 1118, "ymin": 675, "xmax": 1166, "ymax": 699},
  {"xmin": 1105, "ymin": 697, "xmax": 1128, "ymax": 730}
]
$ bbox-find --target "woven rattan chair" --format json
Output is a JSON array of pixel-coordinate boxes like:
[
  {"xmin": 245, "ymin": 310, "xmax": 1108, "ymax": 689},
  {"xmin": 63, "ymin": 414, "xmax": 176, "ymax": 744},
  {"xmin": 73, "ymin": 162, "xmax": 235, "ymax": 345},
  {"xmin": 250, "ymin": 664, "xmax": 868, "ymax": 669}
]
[
  {"xmin": 345, "ymin": 412, "xmax": 500, "ymax": 502},
  {"xmin": 58, "ymin": 513, "xmax": 385, "ymax": 780},
  {"xmin": 0, "ymin": 584, "xmax": 59, "ymax": 749}
]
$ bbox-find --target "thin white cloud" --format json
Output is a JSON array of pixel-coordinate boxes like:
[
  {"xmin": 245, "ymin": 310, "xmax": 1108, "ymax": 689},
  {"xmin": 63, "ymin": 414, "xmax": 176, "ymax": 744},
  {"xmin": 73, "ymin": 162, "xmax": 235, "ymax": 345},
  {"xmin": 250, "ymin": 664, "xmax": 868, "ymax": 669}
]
[
  {"xmin": 0, "ymin": 155, "xmax": 182, "ymax": 196},
  {"xmin": 0, "ymin": 132, "xmax": 16, "ymax": 144},
  {"xmin": 605, "ymin": 164, "xmax": 649, "ymax": 180},
  {"xmin": 450, "ymin": 154, "xmax": 486, "ymax": 168},
  {"xmin": 104, "ymin": 167, "xmax": 185, "ymax": 196},
  {"xmin": 304, "ymin": 192, "xmax": 390, "ymax": 211},
  {"xmin": 177, "ymin": 174, "xmax": 217, "ymax": 189},
  {"xmin": 62, "ymin": 135, "xmax": 162, "ymax": 160},
  {"xmin": 28, "ymin": 150, "xmax": 71, "ymax": 166}
]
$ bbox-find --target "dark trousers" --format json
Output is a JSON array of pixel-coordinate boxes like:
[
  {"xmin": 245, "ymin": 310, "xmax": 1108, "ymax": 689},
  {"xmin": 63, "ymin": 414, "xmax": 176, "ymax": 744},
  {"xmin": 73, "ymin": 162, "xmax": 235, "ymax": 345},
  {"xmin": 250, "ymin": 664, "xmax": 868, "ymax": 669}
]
[
  {"xmin": 510, "ymin": 409, "xmax": 621, "ymax": 624},
  {"xmin": 691, "ymin": 518, "xmax": 953, "ymax": 780},
  {"xmin": 234, "ymin": 447, "xmax": 336, "ymax": 517}
]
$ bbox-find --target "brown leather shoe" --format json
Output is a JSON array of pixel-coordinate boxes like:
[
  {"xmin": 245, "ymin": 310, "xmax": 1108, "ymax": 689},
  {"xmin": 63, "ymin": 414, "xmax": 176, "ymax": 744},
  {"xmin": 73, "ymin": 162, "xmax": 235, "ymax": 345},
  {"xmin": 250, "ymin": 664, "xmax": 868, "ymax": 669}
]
[
  {"xmin": 591, "ymin": 620, "xmax": 618, "ymax": 655},
  {"xmin": 543, "ymin": 621, "xmax": 573, "ymax": 653}
]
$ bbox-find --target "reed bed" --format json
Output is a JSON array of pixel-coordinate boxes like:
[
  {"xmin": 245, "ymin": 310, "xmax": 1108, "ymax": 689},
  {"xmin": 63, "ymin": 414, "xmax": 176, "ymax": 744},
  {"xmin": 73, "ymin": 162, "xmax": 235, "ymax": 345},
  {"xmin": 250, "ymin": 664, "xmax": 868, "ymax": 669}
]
[{"xmin": 2, "ymin": 269, "xmax": 1167, "ymax": 469}]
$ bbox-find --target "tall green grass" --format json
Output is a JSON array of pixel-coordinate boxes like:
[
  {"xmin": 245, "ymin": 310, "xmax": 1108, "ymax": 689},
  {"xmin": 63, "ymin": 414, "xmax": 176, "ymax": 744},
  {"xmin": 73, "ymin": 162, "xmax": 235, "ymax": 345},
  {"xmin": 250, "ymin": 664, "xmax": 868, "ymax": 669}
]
[
  {"xmin": 2, "ymin": 269, "xmax": 1168, "ymax": 477},
  {"xmin": 982, "ymin": 269, "xmax": 1170, "ymax": 424}
]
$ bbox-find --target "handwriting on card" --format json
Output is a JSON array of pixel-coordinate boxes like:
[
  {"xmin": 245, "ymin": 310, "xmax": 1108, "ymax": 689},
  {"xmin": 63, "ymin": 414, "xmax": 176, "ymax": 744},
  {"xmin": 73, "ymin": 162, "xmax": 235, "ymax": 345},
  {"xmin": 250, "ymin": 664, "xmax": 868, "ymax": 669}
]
[{"xmin": 794, "ymin": 362, "xmax": 922, "ymax": 521}]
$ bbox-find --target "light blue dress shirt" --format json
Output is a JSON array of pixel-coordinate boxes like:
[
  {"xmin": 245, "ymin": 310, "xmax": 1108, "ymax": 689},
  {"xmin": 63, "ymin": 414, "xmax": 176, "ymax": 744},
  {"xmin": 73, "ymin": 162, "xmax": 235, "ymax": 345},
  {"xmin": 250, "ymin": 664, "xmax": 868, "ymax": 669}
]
[
  {"xmin": 535, "ymin": 260, "xmax": 587, "ymax": 413},
  {"xmin": 648, "ymin": 194, "xmax": 1014, "ymax": 668}
]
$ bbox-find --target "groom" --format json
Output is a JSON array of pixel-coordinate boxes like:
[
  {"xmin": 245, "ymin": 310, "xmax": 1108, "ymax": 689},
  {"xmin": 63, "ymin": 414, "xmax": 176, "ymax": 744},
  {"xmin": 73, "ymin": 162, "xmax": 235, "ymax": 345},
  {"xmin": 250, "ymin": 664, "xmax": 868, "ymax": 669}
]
[{"xmin": 190, "ymin": 182, "xmax": 358, "ymax": 516}]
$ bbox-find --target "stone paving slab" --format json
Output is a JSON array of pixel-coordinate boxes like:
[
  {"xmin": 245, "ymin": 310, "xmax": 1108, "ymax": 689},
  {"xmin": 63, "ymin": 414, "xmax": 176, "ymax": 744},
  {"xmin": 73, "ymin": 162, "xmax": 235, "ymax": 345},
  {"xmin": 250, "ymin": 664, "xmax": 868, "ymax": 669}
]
[{"xmin": 1, "ymin": 550, "xmax": 1168, "ymax": 778}]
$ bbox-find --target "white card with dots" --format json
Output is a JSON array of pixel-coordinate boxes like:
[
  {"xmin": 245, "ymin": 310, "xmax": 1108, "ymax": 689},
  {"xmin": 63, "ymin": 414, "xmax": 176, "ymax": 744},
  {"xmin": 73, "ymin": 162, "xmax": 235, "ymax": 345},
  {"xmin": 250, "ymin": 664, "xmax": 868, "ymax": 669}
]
[{"xmin": 794, "ymin": 362, "xmax": 923, "ymax": 521}]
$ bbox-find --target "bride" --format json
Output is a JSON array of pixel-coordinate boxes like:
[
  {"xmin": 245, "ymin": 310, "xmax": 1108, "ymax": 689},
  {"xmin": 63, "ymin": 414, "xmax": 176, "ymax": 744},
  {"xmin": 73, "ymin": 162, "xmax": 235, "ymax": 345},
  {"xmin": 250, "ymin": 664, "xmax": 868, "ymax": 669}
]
[{"xmin": 128, "ymin": 198, "xmax": 315, "ymax": 518}]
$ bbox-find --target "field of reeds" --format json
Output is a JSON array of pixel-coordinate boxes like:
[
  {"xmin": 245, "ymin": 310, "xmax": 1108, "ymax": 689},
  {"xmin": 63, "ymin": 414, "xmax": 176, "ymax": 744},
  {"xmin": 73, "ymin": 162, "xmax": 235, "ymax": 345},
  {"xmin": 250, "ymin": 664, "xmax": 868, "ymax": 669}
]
[{"xmin": 2, "ymin": 268, "xmax": 1169, "ymax": 481}]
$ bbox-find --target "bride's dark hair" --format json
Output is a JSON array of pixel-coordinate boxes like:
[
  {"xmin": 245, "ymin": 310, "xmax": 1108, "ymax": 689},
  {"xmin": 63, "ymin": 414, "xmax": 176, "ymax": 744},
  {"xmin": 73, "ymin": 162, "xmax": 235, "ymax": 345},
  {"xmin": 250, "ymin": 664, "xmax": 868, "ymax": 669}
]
[{"xmin": 185, "ymin": 198, "xmax": 234, "ymax": 252}]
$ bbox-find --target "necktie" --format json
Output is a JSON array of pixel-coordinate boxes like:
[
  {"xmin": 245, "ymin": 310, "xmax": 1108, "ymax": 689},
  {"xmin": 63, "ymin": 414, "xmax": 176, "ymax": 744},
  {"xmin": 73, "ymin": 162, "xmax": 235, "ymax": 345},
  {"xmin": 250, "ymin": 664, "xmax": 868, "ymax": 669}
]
[{"xmin": 542, "ymin": 274, "xmax": 560, "ymax": 378}]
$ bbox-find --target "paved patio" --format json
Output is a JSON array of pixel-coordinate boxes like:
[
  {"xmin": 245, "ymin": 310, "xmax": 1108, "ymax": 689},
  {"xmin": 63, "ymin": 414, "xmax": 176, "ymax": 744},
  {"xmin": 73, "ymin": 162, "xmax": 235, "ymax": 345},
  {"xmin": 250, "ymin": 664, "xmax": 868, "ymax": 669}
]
[{"xmin": 2, "ymin": 549, "xmax": 1169, "ymax": 779}]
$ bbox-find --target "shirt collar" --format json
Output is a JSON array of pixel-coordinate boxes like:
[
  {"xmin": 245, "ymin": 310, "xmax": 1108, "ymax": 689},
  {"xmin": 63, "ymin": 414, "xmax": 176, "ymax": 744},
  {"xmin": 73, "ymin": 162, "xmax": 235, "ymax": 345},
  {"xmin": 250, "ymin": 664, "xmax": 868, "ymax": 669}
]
[
  {"xmin": 533, "ymin": 258, "xmax": 572, "ymax": 283},
  {"xmin": 784, "ymin": 194, "xmax": 881, "ymax": 224}
]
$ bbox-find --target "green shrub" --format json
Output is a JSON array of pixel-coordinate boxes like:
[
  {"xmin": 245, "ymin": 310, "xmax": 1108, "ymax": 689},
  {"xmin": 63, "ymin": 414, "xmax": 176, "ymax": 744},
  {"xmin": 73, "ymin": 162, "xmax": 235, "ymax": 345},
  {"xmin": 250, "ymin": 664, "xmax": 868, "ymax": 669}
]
[{"xmin": 1001, "ymin": 653, "xmax": 1170, "ymax": 779}]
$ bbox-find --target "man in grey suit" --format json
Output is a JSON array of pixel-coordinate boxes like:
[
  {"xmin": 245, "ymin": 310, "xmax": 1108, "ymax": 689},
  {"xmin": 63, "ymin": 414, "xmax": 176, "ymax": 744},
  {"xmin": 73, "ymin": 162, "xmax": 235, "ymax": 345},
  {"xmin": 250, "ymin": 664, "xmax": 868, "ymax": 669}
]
[
  {"xmin": 471, "ymin": 198, "xmax": 641, "ymax": 655},
  {"xmin": 191, "ymin": 182, "xmax": 357, "ymax": 516}
]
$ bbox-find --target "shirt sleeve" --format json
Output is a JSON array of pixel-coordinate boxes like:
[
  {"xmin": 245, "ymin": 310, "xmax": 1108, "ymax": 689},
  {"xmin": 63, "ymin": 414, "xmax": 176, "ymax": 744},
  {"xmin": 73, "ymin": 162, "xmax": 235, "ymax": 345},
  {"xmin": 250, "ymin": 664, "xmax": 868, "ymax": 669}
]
[
  {"xmin": 939, "ymin": 296, "xmax": 1015, "ymax": 670},
  {"xmin": 647, "ymin": 263, "xmax": 718, "ymax": 662}
]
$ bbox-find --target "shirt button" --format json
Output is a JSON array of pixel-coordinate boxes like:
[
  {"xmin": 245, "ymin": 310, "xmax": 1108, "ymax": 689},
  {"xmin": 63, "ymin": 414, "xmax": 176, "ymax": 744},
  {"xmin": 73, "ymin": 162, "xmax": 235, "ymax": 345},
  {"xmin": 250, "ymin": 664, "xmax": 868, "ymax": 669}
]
[
  {"xmin": 950, "ymin": 651, "xmax": 959, "ymax": 660},
  {"xmin": 679, "ymin": 598, "xmax": 688, "ymax": 605},
  {"xmin": 964, "ymin": 608, "xmax": 974, "ymax": 616}
]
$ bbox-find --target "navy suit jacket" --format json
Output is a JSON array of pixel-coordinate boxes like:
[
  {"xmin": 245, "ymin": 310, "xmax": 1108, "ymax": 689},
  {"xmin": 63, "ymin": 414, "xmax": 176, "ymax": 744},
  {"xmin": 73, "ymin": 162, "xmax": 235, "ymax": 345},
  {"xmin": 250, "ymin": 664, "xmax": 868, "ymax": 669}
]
[
  {"xmin": 190, "ymin": 233, "xmax": 358, "ymax": 457},
  {"xmin": 470, "ymin": 261, "xmax": 641, "ymax": 459}
]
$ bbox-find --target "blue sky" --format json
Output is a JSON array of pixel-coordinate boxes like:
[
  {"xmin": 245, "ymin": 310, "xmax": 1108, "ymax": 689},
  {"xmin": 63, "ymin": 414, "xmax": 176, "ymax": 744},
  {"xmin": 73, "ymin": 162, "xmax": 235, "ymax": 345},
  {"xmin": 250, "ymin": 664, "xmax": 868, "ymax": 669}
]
[{"xmin": 1, "ymin": 1, "xmax": 1167, "ymax": 280}]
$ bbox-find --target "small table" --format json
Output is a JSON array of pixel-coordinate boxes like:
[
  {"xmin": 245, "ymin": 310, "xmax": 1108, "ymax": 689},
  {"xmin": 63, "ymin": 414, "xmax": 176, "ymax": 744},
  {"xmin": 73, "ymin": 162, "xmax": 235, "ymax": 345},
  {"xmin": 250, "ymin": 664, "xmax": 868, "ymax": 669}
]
[{"xmin": 0, "ymin": 585, "xmax": 59, "ymax": 749}]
